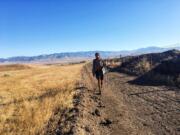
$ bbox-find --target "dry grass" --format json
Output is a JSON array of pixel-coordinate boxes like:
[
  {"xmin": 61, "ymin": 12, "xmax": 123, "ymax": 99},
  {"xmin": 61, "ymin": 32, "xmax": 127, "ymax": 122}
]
[
  {"xmin": 0, "ymin": 63, "xmax": 83, "ymax": 135},
  {"xmin": 136, "ymin": 57, "xmax": 151, "ymax": 73},
  {"xmin": 0, "ymin": 64, "xmax": 31, "ymax": 72}
]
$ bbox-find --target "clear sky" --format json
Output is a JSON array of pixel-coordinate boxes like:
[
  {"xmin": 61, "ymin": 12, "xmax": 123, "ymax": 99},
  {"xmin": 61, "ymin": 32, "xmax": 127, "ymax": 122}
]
[{"xmin": 0, "ymin": 0, "xmax": 180, "ymax": 58}]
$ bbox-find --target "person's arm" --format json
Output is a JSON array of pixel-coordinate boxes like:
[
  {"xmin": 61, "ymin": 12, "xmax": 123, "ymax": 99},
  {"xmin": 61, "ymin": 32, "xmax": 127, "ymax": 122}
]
[
  {"xmin": 100, "ymin": 59, "xmax": 105, "ymax": 68},
  {"xmin": 102, "ymin": 60, "xmax": 106, "ymax": 67},
  {"xmin": 101, "ymin": 60, "xmax": 107, "ymax": 74}
]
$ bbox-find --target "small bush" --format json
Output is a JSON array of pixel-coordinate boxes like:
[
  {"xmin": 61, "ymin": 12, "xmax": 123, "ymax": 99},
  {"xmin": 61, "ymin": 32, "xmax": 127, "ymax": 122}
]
[{"xmin": 3, "ymin": 74, "xmax": 10, "ymax": 77}]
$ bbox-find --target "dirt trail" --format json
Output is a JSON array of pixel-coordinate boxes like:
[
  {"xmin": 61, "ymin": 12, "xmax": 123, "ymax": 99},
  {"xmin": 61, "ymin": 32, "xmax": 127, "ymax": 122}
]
[{"xmin": 73, "ymin": 65, "xmax": 180, "ymax": 135}]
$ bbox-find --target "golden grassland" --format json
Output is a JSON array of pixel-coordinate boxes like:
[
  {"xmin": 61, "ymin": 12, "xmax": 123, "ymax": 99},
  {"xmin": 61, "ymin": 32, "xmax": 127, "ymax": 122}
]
[
  {"xmin": 0, "ymin": 64, "xmax": 31, "ymax": 72},
  {"xmin": 0, "ymin": 63, "xmax": 83, "ymax": 135}
]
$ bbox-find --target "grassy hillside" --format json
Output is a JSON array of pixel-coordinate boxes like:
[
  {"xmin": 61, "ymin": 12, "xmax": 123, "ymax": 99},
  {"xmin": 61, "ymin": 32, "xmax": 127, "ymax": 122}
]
[
  {"xmin": 0, "ymin": 63, "xmax": 83, "ymax": 135},
  {"xmin": 107, "ymin": 50, "xmax": 180, "ymax": 87},
  {"xmin": 133, "ymin": 58, "xmax": 180, "ymax": 87},
  {"xmin": 119, "ymin": 49, "xmax": 180, "ymax": 75}
]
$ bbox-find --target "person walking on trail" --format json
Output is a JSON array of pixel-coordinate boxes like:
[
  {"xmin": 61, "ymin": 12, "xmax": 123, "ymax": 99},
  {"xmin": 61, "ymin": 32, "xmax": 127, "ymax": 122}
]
[{"xmin": 92, "ymin": 52, "xmax": 105, "ymax": 95}]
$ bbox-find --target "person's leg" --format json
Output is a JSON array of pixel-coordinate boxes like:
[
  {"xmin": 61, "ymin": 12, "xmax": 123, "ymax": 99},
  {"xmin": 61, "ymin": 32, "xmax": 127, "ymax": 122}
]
[
  {"xmin": 101, "ymin": 79, "xmax": 103, "ymax": 89},
  {"xmin": 100, "ymin": 71, "xmax": 104, "ymax": 89},
  {"xmin": 98, "ymin": 78, "xmax": 101, "ymax": 94},
  {"xmin": 96, "ymin": 71, "xmax": 101, "ymax": 94}
]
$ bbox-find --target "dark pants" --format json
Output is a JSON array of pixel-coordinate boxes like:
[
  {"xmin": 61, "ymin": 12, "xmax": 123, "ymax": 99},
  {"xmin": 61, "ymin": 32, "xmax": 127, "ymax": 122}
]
[{"xmin": 95, "ymin": 70, "xmax": 104, "ymax": 80}]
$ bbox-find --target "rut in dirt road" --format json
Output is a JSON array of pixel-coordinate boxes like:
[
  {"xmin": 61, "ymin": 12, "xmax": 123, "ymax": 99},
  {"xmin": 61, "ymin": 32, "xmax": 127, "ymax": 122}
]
[{"xmin": 74, "ymin": 64, "xmax": 180, "ymax": 135}]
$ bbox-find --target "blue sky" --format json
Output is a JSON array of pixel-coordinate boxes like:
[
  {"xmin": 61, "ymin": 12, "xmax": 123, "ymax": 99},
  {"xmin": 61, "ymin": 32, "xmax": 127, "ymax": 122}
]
[{"xmin": 0, "ymin": 0, "xmax": 180, "ymax": 58}]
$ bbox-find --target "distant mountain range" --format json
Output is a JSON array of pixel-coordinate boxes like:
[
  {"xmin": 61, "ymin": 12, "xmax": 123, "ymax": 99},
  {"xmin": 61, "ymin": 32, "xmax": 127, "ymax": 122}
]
[{"xmin": 1, "ymin": 45, "xmax": 180, "ymax": 64}]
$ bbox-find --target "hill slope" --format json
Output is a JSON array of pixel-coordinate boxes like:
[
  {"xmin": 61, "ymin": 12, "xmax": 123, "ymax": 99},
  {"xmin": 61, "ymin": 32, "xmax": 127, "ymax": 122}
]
[
  {"xmin": 119, "ymin": 49, "xmax": 180, "ymax": 75},
  {"xmin": 109, "ymin": 49, "xmax": 180, "ymax": 87}
]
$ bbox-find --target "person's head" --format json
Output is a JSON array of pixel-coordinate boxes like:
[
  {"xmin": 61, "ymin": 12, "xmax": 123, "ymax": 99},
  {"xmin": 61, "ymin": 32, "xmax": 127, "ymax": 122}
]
[{"xmin": 95, "ymin": 52, "xmax": 100, "ymax": 59}]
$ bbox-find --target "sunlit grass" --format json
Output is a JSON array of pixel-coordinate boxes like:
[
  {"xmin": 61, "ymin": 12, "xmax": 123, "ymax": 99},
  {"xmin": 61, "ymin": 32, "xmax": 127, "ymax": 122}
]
[{"xmin": 0, "ymin": 64, "xmax": 83, "ymax": 135}]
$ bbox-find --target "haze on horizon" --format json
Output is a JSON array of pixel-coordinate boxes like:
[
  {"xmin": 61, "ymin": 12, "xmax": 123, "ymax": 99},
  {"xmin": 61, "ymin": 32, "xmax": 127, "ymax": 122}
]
[{"xmin": 0, "ymin": 0, "xmax": 180, "ymax": 58}]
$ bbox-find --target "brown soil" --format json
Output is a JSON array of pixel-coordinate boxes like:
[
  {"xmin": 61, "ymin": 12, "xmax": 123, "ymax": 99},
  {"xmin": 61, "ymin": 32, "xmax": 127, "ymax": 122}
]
[{"xmin": 73, "ymin": 65, "xmax": 180, "ymax": 135}]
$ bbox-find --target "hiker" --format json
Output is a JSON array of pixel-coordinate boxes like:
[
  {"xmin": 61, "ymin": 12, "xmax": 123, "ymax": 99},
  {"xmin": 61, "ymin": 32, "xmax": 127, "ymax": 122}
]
[{"xmin": 92, "ymin": 52, "xmax": 105, "ymax": 95}]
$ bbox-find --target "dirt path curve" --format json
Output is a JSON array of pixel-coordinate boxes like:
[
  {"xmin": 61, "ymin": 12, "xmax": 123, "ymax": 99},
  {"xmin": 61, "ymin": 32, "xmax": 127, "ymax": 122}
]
[{"xmin": 74, "ymin": 65, "xmax": 180, "ymax": 135}]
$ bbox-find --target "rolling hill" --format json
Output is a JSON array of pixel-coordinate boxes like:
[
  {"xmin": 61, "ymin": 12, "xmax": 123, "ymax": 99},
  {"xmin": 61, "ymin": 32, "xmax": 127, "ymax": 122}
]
[
  {"xmin": 109, "ymin": 49, "xmax": 180, "ymax": 87},
  {"xmin": 0, "ymin": 45, "xmax": 180, "ymax": 63}
]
